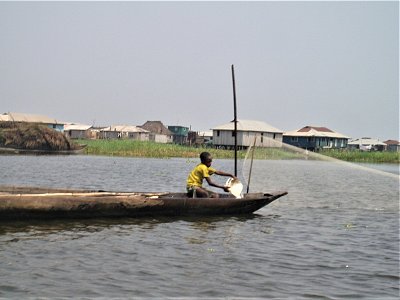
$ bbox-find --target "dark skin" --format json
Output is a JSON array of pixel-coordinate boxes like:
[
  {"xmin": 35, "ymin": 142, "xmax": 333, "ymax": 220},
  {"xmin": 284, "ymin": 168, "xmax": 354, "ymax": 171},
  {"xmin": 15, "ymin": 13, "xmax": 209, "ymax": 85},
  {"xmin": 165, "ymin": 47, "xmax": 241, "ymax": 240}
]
[{"xmin": 194, "ymin": 156, "xmax": 237, "ymax": 198}]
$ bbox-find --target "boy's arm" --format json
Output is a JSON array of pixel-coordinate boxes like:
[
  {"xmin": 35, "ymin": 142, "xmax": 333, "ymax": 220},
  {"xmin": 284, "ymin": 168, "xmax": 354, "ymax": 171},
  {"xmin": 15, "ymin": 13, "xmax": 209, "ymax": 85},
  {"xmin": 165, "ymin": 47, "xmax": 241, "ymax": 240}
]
[
  {"xmin": 207, "ymin": 170, "xmax": 237, "ymax": 192},
  {"xmin": 214, "ymin": 170, "xmax": 236, "ymax": 179},
  {"xmin": 205, "ymin": 177, "xmax": 230, "ymax": 192}
]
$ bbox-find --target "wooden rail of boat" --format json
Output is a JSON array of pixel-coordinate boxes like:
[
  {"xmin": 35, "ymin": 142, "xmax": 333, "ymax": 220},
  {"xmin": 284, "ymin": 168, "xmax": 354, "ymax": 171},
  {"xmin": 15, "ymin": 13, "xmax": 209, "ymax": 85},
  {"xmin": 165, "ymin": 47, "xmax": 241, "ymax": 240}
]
[
  {"xmin": 0, "ymin": 145, "xmax": 86, "ymax": 155},
  {"xmin": 0, "ymin": 185, "xmax": 287, "ymax": 220}
]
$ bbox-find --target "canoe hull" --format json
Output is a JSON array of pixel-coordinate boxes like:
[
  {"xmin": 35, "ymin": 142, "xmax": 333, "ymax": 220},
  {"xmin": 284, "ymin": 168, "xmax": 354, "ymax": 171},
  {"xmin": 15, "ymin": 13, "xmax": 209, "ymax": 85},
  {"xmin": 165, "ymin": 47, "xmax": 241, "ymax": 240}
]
[
  {"xmin": 0, "ymin": 145, "xmax": 86, "ymax": 155},
  {"xmin": 0, "ymin": 188, "xmax": 287, "ymax": 220}
]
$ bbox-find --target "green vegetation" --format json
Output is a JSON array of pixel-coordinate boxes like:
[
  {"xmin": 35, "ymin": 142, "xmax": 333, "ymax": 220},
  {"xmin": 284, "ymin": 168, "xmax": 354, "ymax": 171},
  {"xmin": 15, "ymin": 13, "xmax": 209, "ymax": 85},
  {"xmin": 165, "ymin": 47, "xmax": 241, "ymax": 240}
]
[
  {"xmin": 0, "ymin": 123, "xmax": 397, "ymax": 164},
  {"xmin": 79, "ymin": 139, "xmax": 308, "ymax": 160},
  {"xmin": 246, "ymin": 147, "xmax": 307, "ymax": 160},
  {"xmin": 319, "ymin": 149, "xmax": 399, "ymax": 164},
  {"xmin": 79, "ymin": 139, "xmax": 235, "ymax": 158},
  {"xmin": 79, "ymin": 139, "xmax": 399, "ymax": 163}
]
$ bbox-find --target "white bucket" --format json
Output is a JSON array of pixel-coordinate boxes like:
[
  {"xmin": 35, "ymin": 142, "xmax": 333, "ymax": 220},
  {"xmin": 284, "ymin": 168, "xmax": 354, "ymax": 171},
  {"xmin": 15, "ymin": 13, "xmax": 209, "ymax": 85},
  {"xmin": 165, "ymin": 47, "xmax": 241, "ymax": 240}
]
[{"xmin": 225, "ymin": 178, "xmax": 243, "ymax": 199}]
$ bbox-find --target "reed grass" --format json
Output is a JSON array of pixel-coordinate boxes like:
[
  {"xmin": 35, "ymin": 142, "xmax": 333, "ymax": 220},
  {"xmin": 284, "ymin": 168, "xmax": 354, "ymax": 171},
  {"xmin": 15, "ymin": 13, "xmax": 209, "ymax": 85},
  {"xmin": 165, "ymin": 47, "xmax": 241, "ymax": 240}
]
[
  {"xmin": 79, "ymin": 139, "xmax": 399, "ymax": 163},
  {"xmin": 79, "ymin": 139, "xmax": 307, "ymax": 160},
  {"xmin": 249, "ymin": 147, "xmax": 307, "ymax": 160},
  {"xmin": 1, "ymin": 123, "xmax": 397, "ymax": 163},
  {"xmin": 319, "ymin": 149, "xmax": 399, "ymax": 163},
  {"xmin": 79, "ymin": 139, "xmax": 234, "ymax": 158}
]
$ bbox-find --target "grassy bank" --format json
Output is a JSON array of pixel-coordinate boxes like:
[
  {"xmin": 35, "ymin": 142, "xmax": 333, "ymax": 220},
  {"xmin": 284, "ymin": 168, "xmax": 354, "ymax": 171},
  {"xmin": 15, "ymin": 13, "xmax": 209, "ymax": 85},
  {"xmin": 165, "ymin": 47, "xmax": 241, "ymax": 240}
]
[
  {"xmin": 79, "ymin": 139, "xmax": 305, "ymax": 160},
  {"xmin": 80, "ymin": 139, "xmax": 232, "ymax": 158},
  {"xmin": 78, "ymin": 140, "xmax": 300, "ymax": 159},
  {"xmin": 1, "ymin": 123, "xmax": 396, "ymax": 163},
  {"xmin": 319, "ymin": 149, "xmax": 399, "ymax": 163},
  {"xmin": 79, "ymin": 139, "xmax": 400, "ymax": 163}
]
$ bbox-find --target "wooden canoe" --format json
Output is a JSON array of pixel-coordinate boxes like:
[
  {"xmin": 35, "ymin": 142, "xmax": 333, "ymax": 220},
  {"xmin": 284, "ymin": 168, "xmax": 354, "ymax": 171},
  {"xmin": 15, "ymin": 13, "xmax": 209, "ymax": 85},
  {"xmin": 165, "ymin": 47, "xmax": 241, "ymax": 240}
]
[
  {"xmin": 0, "ymin": 186, "xmax": 287, "ymax": 220},
  {"xmin": 0, "ymin": 144, "xmax": 87, "ymax": 155}
]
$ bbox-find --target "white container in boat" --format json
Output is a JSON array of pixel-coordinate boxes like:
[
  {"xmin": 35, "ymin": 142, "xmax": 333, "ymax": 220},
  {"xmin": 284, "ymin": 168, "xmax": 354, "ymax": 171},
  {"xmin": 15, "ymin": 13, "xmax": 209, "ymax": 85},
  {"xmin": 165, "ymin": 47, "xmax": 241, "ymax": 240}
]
[{"xmin": 225, "ymin": 178, "xmax": 243, "ymax": 198}]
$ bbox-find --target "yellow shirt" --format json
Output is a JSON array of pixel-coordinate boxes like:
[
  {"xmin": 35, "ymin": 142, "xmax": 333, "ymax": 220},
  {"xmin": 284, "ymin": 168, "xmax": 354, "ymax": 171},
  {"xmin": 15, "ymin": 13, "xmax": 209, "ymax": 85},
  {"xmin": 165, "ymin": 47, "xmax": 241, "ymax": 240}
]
[{"xmin": 186, "ymin": 163, "xmax": 216, "ymax": 188}]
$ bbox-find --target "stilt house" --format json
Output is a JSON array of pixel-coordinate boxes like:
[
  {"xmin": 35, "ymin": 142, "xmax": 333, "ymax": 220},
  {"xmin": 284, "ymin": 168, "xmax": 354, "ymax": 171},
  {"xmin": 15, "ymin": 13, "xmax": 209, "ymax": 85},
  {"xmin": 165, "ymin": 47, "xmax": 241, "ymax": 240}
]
[{"xmin": 212, "ymin": 119, "xmax": 283, "ymax": 149}]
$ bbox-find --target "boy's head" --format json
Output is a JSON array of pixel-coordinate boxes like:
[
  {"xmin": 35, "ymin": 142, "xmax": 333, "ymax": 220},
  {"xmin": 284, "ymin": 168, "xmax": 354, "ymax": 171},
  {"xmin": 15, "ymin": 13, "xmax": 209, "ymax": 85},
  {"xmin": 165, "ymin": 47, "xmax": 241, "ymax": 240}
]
[{"xmin": 200, "ymin": 152, "xmax": 212, "ymax": 167}]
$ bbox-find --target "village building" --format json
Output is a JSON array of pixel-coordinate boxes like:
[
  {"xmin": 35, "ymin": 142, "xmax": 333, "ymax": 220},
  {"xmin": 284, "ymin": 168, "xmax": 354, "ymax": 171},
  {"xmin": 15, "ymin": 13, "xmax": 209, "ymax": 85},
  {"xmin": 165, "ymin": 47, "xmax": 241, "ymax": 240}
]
[
  {"xmin": 64, "ymin": 124, "xmax": 93, "ymax": 139},
  {"xmin": 99, "ymin": 125, "xmax": 149, "ymax": 141},
  {"xmin": 168, "ymin": 125, "xmax": 189, "ymax": 144},
  {"xmin": 212, "ymin": 119, "xmax": 283, "ymax": 149},
  {"xmin": 187, "ymin": 130, "xmax": 213, "ymax": 147},
  {"xmin": 197, "ymin": 130, "xmax": 213, "ymax": 146},
  {"xmin": 383, "ymin": 140, "xmax": 400, "ymax": 152},
  {"xmin": 0, "ymin": 112, "xmax": 64, "ymax": 132},
  {"xmin": 140, "ymin": 121, "xmax": 173, "ymax": 143},
  {"xmin": 283, "ymin": 126, "xmax": 349, "ymax": 151},
  {"xmin": 348, "ymin": 137, "xmax": 386, "ymax": 151}
]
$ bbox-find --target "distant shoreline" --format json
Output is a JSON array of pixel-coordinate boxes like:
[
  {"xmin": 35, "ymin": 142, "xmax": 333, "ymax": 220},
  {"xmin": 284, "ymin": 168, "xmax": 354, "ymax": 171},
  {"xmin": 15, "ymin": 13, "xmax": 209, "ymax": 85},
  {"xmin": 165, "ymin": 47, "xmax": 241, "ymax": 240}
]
[
  {"xmin": 78, "ymin": 139, "xmax": 399, "ymax": 164},
  {"xmin": 1, "ymin": 124, "xmax": 397, "ymax": 163}
]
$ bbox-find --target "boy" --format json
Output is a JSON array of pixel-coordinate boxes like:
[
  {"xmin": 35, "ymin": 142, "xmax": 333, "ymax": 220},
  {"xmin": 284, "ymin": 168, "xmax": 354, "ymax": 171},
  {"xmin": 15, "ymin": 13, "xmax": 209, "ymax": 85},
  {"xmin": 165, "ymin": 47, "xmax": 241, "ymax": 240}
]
[{"xmin": 186, "ymin": 152, "xmax": 236, "ymax": 198}]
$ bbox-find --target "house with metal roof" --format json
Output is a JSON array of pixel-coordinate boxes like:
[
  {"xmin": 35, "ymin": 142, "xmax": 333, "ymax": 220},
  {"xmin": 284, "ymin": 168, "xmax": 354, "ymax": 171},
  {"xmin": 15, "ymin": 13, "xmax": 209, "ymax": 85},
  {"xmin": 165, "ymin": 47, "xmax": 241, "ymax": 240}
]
[
  {"xmin": 212, "ymin": 119, "xmax": 283, "ymax": 149},
  {"xmin": 168, "ymin": 125, "xmax": 189, "ymax": 144},
  {"xmin": 383, "ymin": 140, "xmax": 400, "ymax": 152},
  {"xmin": 283, "ymin": 126, "xmax": 349, "ymax": 151},
  {"xmin": 140, "ymin": 121, "xmax": 173, "ymax": 143},
  {"xmin": 0, "ymin": 112, "xmax": 64, "ymax": 132},
  {"xmin": 99, "ymin": 125, "xmax": 149, "ymax": 141},
  {"xmin": 187, "ymin": 130, "xmax": 213, "ymax": 147},
  {"xmin": 348, "ymin": 137, "xmax": 386, "ymax": 151},
  {"xmin": 64, "ymin": 124, "xmax": 93, "ymax": 139},
  {"xmin": 197, "ymin": 130, "xmax": 213, "ymax": 146}
]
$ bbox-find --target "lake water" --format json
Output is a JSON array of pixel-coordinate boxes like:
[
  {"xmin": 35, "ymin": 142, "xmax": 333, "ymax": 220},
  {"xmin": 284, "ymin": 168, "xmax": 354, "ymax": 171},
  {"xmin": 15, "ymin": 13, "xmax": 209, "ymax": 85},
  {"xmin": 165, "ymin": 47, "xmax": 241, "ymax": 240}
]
[{"xmin": 0, "ymin": 155, "xmax": 398, "ymax": 299}]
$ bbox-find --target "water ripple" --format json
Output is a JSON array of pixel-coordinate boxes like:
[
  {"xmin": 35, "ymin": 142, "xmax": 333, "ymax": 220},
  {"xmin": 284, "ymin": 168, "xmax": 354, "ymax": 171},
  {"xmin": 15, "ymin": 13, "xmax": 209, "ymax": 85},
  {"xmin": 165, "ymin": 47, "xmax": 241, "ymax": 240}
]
[{"xmin": 0, "ymin": 156, "xmax": 398, "ymax": 298}]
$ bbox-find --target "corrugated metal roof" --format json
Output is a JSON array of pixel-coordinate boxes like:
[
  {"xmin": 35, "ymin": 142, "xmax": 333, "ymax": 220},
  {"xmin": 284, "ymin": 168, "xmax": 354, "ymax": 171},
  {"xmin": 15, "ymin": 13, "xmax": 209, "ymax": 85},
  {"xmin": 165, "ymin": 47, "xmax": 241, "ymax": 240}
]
[
  {"xmin": 101, "ymin": 125, "xmax": 149, "ymax": 133},
  {"xmin": 64, "ymin": 124, "xmax": 92, "ymax": 131},
  {"xmin": 1, "ymin": 112, "xmax": 61, "ymax": 124},
  {"xmin": 383, "ymin": 140, "xmax": 400, "ymax": 145},
  {"xmin": 212, "ymin": 119, "xmax": 283, "ymax": 133},
  {"xmin": 348, "ymin": 138, "xmax": 386, "ymax": 146},
  {"xmin": 197, "ymin": 130, "xmax": 213, "ymax": 137},
  {"xmin": 0, "ymin": 114, "xmax": 11, "ymax": 121},
  {"xmin": 298, "ymin": 126, "xmax": 333, "ymax": 133},
  {"xmin": 284, "ymin": 126, "xmax": 349, "ymax": 139}
]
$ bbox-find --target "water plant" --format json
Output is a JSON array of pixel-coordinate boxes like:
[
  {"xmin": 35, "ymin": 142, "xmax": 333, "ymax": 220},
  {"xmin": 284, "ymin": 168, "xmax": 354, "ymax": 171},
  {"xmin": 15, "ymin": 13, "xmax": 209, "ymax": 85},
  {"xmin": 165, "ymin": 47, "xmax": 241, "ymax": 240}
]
[
  {"xmin": 78, "ymin": 139, "xmax": 399, "ymax": 163},
  {"xmin": 79, "ymin": 139, "xmax": 231, "ymax": 158},
  {"xmin": 319, "ymin": 149, "xmax": 399, "ymax": 163}
]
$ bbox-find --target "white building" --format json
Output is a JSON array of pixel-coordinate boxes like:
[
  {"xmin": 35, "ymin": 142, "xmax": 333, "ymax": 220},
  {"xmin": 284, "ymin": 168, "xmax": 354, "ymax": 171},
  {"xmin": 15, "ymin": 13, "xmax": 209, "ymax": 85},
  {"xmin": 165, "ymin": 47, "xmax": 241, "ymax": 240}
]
[
  {"xmin": 348, "ymin": 137, "xmax": 386, "ymax": 151},
  {"xmin": 64, "ymin": 124, "xmax": 93, "ymax": 139},
  {"xmin": 99, "ymin": 125, "xmax": 149, "ymax": 141},
  {"xmin": 212, "ymin": 119, "xmax": 283, "ymax": 149}
]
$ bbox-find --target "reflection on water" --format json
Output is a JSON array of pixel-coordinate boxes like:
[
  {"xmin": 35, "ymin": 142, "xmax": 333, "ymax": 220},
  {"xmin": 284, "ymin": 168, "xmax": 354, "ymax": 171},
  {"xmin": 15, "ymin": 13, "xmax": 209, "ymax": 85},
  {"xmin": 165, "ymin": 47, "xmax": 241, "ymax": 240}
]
[
  {"xmin": 0, "ymin": 155, "xmax": 398, "ymax": 298},
  {"xmin": 0, "ymin": 214, "xmax": 268, "ymax": 247}
]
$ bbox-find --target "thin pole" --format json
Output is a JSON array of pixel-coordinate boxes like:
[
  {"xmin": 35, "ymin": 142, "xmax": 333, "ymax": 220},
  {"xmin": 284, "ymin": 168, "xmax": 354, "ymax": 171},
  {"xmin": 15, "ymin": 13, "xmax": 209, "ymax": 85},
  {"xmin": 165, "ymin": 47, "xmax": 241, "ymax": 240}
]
[
  {"xmin": 231, "ymin": 65, "xmax": 238, "ymax": 177},
  {"xmin": 247, "ymin": 136, "xmax": 257, "ymax": 193}
]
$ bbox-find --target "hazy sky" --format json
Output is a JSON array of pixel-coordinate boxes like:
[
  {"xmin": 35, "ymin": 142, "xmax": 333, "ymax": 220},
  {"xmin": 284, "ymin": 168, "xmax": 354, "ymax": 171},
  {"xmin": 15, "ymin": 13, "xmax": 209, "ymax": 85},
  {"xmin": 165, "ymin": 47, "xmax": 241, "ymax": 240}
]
[{"xmin": 1, "ymin": 1, "xmax": 398, "ymax": 140}]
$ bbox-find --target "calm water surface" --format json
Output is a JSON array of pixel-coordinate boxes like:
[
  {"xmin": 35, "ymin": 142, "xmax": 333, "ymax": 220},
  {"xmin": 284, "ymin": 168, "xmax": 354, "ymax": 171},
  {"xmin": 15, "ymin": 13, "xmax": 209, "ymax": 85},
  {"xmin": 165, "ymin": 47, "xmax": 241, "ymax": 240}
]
[{"xmin": 0, "ymin": 155, "xmax": 398, "ymax": 299}]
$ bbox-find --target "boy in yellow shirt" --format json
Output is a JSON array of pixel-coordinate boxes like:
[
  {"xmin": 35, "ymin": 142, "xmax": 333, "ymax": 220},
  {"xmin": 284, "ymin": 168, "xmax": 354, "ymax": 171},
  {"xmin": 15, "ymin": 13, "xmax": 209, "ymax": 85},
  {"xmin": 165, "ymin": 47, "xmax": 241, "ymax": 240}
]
[{"xmin": 186, "ymin": 152, "xmax": 236, "ymax": 198}]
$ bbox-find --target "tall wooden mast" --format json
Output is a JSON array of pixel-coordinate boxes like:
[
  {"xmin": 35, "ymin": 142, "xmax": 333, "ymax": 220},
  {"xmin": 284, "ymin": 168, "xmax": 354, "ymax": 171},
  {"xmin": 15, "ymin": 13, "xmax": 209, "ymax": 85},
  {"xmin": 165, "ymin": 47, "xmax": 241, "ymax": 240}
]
[{"xmin": 231, "ymin": 65, "xmax": 238, "ymax": 177}]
